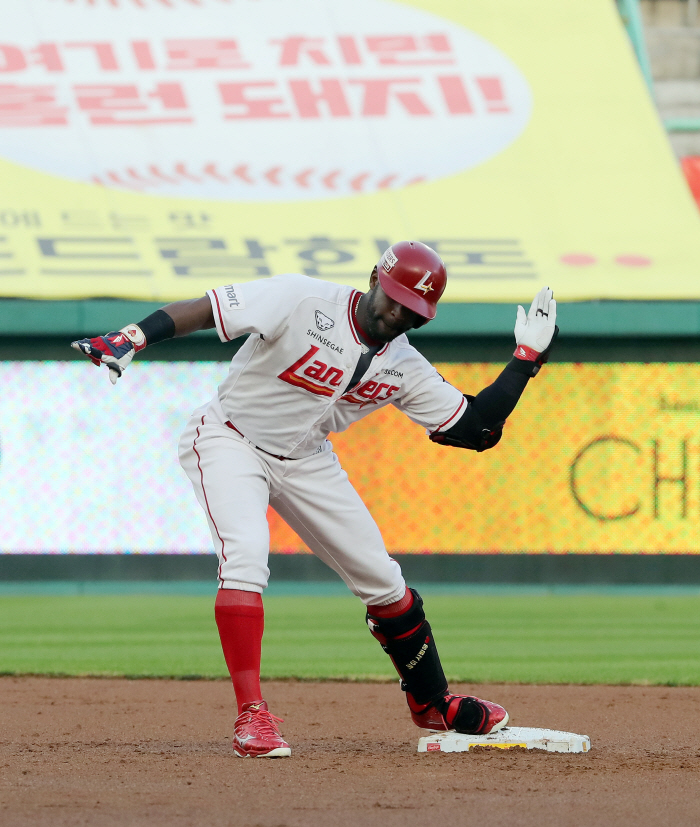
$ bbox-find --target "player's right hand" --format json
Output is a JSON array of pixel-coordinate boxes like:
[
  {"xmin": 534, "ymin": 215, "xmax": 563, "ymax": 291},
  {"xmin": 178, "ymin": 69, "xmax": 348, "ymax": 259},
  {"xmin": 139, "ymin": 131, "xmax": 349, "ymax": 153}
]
[{"xmin": 71, "ymin": 331, "xmax": 136, "ymax": 385}]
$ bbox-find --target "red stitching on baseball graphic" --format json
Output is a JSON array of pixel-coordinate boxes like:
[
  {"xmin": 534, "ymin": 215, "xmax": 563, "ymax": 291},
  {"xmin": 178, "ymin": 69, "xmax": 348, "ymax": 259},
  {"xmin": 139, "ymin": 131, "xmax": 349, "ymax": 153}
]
[
  {"xmin": 106, "ymin": 169, "xmax": 144, "ymax": 190},
  {"xmin": 204, "ymin": 162, "xmax": 228, "ymax": 183},
  {"xmin": 233, "ymin": 164, "xmax": 254, "ymax": 184},
  {"xmin": 294, "ymin": 169, "xmax": 313, "ymax": 188},
  {"xmin": 322, "ymin": 170, "xmax": 340, "ymax": 190},
  {"xmin": 175, "ymin": 162, "xmax": 203, "ymax": 182},
  {"xmin": 126, "ymin": 166, "xmax": 155, "ymax": 187},
  {"xmin": 149, "ymin": 164, "xmax": 179, "ymax": 184},
  {"xmin": 264, "ymin": 166, "xmax": 282, "ymax": 186},
  {"xmin": 55, "ymin": 0, "xmax": 238, "ymax": 7},
  {"xmin": 350, "ymin": 172, "xmax": 370, "ymax": 192},
  {"xmin": 93, "ymin": 163, "xmax": 428, "ymax": 193}
]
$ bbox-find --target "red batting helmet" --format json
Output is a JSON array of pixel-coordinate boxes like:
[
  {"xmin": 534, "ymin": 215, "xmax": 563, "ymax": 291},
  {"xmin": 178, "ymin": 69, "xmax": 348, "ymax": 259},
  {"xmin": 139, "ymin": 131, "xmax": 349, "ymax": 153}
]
[{"xmin": 376, "ymin": 241, "xmax": 447, "ymax": 321}]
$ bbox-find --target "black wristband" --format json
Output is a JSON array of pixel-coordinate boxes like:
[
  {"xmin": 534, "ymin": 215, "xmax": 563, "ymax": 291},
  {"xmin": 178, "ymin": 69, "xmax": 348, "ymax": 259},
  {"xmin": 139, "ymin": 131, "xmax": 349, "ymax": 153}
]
[
  {"xmin": 136, "ymin": 309, "xmax": 176, "ymax": 346},
  {"xmin": 506, "ymin": 356, "xmax": 539, "ymax": 377}
]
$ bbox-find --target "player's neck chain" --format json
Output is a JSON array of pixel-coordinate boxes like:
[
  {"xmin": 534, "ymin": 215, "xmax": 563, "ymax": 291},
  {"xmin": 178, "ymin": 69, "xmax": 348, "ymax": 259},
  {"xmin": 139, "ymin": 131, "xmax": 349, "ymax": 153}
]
[{"xmin": 352, "ymin": 292, "xmax": 379, "ymax": 354}]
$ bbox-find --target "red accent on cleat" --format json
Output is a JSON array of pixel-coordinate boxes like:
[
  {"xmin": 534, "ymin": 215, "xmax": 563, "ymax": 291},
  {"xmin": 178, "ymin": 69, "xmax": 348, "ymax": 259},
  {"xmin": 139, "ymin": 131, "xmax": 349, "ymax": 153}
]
[
  {"xmin": 407, "ymin": 692, "xmax": 509, "ymax": 735},
  {"xmin": 232, "ymin": 700, "xmax": 291, "ymax": 758}
]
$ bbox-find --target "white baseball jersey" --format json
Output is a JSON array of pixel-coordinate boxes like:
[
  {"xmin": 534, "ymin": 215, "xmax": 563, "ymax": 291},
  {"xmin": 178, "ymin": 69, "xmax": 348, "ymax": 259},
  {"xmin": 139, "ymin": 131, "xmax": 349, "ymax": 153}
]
[{"xmin": 205, "ymin": 274, "xmax": 466, "ymax": 459}]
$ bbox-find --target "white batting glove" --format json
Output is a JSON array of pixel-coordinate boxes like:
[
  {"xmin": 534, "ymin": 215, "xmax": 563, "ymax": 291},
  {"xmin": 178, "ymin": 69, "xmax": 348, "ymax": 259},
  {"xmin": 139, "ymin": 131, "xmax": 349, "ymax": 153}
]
[
  {"xmin": 71, "ymin": 324, "xmax": 146, "ymax": 385},
  {"xmin": 512, "ymin": 287, "xmax": 558, "ymax": 376}
]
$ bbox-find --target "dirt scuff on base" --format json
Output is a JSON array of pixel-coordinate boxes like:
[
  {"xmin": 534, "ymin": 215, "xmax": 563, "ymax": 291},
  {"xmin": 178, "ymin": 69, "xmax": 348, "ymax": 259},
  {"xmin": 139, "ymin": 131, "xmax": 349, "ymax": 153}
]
[{"xmin": 1, "ymin": 677, "xmax": 699, "ymax": 827}]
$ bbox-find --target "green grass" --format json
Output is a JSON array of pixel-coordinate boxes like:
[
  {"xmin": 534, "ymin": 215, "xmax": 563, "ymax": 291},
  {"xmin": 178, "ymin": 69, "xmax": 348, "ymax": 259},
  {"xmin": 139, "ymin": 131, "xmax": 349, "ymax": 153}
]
[{"xmin": 1, "ymin": 593, "xmax": 699, "ymax": 684}]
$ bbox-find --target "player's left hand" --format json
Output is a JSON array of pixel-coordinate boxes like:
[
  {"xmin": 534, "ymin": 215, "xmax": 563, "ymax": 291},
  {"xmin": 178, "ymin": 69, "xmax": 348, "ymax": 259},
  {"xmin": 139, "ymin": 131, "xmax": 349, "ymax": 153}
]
[
  {"xmin": 71, "ymin": 330, "xmax": 138, "ymax": 385},
  {"xmin": 513, "ymin": 286, "xmax": 559, "ymax": 375}
]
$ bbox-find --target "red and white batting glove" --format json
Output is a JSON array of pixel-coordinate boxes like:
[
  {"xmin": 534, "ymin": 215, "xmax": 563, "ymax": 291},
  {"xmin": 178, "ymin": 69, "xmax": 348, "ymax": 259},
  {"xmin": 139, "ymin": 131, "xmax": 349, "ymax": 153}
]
[
  {"xmin": 71, "ymin": 324, "xmax": 146, "ymax": 385},
  {"xmin": 513, "ymin": 286, "xmax": 558, "ymax": 376}
]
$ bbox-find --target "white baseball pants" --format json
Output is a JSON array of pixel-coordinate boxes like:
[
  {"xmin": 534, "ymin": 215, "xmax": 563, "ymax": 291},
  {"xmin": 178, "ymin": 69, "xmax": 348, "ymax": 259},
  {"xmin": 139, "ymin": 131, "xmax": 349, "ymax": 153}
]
[{"xmin": 178, "ymin": 406, "xmax": 406, "ymax": 606}]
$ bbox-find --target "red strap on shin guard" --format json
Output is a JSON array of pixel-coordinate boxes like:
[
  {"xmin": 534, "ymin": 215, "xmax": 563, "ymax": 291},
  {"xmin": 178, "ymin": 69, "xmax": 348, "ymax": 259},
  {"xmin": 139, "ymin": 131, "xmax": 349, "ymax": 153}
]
[
  {"xmin": 367, "ymin": 587, "xmax": 414, "ymax": 618},
  {"xmin": 367, "ymin": 589, "xmax": 422, "ymax": 638}
]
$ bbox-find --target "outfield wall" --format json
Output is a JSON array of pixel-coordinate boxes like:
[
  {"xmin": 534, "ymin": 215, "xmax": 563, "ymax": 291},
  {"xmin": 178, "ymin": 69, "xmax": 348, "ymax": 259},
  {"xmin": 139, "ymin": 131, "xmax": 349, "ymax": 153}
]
[
  {"xmin": 3, "ymin": 352, "xmax": 700, "ymax": 572},
  {"xmin": 4, "ymin": 324, "xmax": 700, "ymax": 581},
  {"xmin": 3, "ymin": 553, "xmax": 700, "ymax": 585}
]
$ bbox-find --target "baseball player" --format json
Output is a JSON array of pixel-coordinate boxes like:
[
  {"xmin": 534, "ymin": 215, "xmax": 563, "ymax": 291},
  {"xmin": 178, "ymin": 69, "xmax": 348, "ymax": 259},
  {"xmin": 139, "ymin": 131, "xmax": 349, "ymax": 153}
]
[{"xmin": 72, "ymin": 241, "xmax": 558, "ymax": 759}]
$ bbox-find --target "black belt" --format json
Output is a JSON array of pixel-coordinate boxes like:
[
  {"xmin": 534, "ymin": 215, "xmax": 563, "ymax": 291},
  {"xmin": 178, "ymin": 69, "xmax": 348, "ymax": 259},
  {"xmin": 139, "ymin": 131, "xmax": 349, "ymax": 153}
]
[{"xmin": 225, "ymin": 420, "xmax": 299, "ymax": 461}]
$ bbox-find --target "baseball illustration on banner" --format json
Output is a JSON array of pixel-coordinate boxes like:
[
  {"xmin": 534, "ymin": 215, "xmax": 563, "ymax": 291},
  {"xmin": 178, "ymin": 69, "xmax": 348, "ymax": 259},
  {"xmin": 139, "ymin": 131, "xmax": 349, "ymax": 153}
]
[{"xmin": 0, "ymin": 0, "xmax": 532, "ymax": 200}]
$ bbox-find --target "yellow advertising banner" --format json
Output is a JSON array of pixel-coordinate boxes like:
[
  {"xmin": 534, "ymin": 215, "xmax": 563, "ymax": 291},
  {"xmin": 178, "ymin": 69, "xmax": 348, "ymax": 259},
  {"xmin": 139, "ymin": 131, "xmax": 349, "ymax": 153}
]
[
  {"xmin": 0, "ymin": 0, "xmax": 698, "ymax": 303},
  {"xmin": 268, "ymin": 364, "xmax": 700, "ymax": 553}
]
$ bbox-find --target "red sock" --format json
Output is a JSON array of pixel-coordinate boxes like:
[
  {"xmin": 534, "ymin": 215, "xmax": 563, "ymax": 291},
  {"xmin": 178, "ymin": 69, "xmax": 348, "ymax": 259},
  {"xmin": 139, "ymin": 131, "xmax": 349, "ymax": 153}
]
[{"xmin": 215, "ymin": 589, "xmax": 264, "ymax": 714}]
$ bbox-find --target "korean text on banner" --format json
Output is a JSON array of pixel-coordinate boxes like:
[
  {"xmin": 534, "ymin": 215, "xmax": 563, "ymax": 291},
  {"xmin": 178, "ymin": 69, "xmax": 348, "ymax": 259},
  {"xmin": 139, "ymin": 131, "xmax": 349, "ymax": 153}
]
[{"xmin": 0, "ymin": 0, "xmax": 697, "ymax": 302}]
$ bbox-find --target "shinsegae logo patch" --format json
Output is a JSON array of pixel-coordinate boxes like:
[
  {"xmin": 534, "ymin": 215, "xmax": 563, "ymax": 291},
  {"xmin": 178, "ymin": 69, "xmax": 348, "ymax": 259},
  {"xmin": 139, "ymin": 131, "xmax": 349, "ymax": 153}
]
[{"xmin": 315, "ymin": 310, "xmax": 334, "ymax": 331}]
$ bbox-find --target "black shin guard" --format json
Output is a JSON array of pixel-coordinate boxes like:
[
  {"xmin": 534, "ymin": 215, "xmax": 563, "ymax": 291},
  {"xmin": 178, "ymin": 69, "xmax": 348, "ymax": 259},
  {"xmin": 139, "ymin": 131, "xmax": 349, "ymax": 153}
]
[{"xmin": 366, "ymin": 590, "xmax": 448, "ymax": 705}]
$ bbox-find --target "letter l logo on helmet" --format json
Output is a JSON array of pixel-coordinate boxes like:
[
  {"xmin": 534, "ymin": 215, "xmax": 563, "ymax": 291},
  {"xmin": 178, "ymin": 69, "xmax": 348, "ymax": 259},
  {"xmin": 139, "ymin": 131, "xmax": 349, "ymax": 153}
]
[{"xmin": 414, "ymin": 271, "xmax": 434, "ymax": 295}]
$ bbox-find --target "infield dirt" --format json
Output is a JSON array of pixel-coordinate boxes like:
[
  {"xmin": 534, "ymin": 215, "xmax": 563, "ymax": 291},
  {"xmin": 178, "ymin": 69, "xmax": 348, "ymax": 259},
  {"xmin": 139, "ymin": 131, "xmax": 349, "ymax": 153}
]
[{"xmin": 1, "ymin": 677, "xmax": 699, "ymax": 827}]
